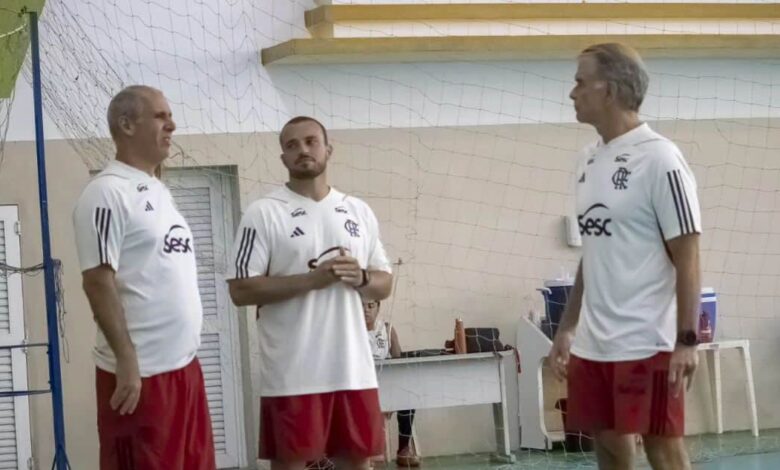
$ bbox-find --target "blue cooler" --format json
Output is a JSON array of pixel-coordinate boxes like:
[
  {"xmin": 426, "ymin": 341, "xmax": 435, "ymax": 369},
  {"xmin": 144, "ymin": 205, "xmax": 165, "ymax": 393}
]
[
  {"xmin": 699, "ymin": 288, "xmax": 717, "ymax": 342},
  {"xmin": 538, "ymin": 279, "xmax": 574, "ymax": 339}
]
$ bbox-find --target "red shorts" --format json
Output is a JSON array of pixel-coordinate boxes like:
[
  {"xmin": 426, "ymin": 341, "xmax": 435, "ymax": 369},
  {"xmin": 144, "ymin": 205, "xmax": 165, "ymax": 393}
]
[
  {"xmin": 260, "ymin": 389, "xmax": 384, "ymax": 461},
  {"xmin": 566, "ymin": 352, "xmax": 684, "ymax": 437},
  {"xmin": 96, "ymin": 358, "xmax": 216, "ymax": 470}
]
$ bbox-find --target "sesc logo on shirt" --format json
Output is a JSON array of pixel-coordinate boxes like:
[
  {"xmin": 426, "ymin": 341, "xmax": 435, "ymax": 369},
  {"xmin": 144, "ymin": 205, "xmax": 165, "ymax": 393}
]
[
  {"xmin": 578, "ymin": 203, "xmax": 613, "ymax": 237},
  {"xmin": 163, "ymin": 224, "xmax": 193, "ymax": 254}
]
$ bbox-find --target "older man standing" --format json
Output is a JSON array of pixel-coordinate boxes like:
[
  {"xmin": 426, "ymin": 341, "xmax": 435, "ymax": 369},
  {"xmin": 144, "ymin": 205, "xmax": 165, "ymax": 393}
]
[
  {"xmin": 549, "ymin": 44, "xmax": 702, "ymax": 470},
  {"xmin": 73, "ymin": 85, "xmax": 215, "ymax": 469}
]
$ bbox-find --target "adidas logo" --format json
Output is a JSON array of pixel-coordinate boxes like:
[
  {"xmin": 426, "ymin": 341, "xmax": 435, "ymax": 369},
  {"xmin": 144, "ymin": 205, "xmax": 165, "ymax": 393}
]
[
  {"xmin": 145, "ymin": 201, "xmax": 154, "ymax": 212},
  {"xmin": 290, "ymin": 227, "xmax": 305, "ymax": 238}
]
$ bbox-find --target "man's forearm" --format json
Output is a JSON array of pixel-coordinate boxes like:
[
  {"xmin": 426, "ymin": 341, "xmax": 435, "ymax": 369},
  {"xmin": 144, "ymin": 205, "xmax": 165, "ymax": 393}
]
[
  {"xmin": 666, "ymin": 234, "xmax": 702, "ymax": 396},
  {"xmin": 357, "ymin": 270, "xmax": 393, "ymax": 301},
  {"xmin": 83, "ymin": 279, "xmax": 135, "ymax": 360},
  {"xmin": 229, "ymin": 272, "xmax": 323, "ymax": 307},
  {"xmin": 676, "ymin": 272, "xmax": 700, "ymax": 333},
  {"xmin": 670, "ymin": 237, "xmax": 701, "ymax": 334},
  {"xmin": 230, "ymin": 267, "xmax": 392, "ymax": 307},
  {"xmin": 557, "ymin": 261, "xmax": 584, "ymax": 334}
]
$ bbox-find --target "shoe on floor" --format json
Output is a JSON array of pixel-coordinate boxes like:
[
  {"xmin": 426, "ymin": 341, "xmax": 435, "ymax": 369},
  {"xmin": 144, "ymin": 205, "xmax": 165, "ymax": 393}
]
[{"xmin": 395, "ymin": 447, "xmax": 420, "ymax": 467}]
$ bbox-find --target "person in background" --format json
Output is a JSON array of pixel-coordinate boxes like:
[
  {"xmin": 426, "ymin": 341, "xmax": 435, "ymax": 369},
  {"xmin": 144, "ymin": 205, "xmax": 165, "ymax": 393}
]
[{"xmin": 364, "ymin": 300, "xmax": 420, "ymax": 468}]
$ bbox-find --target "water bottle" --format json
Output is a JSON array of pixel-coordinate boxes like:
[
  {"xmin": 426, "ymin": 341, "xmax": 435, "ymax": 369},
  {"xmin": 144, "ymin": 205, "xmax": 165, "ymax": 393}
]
[{"xmin": 454, "ymin": 319, "xmax": 467, "ymax": 354}]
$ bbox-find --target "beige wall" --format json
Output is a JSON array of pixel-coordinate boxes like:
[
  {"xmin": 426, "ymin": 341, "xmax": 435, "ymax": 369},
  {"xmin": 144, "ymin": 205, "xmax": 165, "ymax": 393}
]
[
  {"xmin": 0, "ymin": 139, "xmax": 98, "ymax": 469},
  {"xmin": 1, "ymin": 117, "xmax": 779, "ymax": 467}
]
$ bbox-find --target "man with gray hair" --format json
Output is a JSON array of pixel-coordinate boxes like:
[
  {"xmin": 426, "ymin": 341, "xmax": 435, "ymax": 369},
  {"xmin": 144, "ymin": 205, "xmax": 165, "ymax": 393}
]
[
  {"xmin": 548, "ymin": 43, "xmax": 701, "ymax": 470},
  {"xmin": 73, "ymin": 85, "xmax": 215, "ymax": 469}
]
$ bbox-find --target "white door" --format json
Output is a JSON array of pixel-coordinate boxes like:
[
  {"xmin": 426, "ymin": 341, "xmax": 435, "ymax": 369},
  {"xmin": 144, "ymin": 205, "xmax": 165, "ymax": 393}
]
[
  {"xmin": 163, "ymin": 170, "xmax": 246, "ymax": 469},
  {"xmin": 0, "ymin": 206, "xmax": 31, "ymax": 470}
]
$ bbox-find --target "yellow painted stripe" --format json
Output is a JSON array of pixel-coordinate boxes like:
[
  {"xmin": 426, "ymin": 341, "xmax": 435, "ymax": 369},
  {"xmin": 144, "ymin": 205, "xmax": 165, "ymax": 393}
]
[
  {"xmin": 262, "ymin": 34, "xmax": 780, "ymax": 65},
  {"xmin": 305, "ymin": 3, "xmax": 780, "ymax": 27}
]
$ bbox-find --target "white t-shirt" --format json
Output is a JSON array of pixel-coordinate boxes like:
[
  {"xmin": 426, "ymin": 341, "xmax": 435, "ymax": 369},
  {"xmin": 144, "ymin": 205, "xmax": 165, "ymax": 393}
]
[
  {"xmin": 73, "ymin": 160, "xmax": 203, "ymax": 377},
  {"xmin": 368, "ymin": 322, "xmax": 391, "ymax": 360},
  {"xmin": 572, "ymin": 123, "xmax": 702, "ymax": 361},
  {"xmin": 229, "ymin": 186, "xmax": 392, "ymax": 397}
]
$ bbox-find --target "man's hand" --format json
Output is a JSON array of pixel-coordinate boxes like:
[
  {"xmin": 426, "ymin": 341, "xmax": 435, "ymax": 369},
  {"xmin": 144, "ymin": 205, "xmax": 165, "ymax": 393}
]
[
  {"xmin": 331, "ymin": 247, "xmax": 364, "ymax": 287},
  {"xmin": 548, "ymin": 329, "xmax": 574, "ymax": 381},
  {"xmin": 111, "ymin": 354, "xmax": 142, "ymax": 415},
  {"xmin": 310, "ymin": 255, "xmax": 344, "ymax": 289},
  {"xmin": 669, "ymin": 344, "xmax": 698, "ymax": 397}
]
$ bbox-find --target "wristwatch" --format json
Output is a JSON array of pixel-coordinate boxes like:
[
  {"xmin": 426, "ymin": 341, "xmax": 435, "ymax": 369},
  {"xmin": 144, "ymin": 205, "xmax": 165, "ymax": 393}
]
[
  {"xmin": 357, "ymin": 269, "xmax": 371, "ymax": 288},
  {"xmin": 676, "ymin": 329, "xmax": 699, "ymax": 347}
]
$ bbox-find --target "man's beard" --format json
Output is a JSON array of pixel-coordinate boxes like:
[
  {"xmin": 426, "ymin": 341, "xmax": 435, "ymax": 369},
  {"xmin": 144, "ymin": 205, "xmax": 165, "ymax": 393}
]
[{"xmin": 289, "ymin": 162, "xmax": 326, "ymax": 180}]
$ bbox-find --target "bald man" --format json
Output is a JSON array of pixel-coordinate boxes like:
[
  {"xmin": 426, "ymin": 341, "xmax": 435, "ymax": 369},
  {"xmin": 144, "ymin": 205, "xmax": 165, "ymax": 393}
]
[{"xmin": 73, "ymin": 86, "xmax": 216, "ymax": 469}]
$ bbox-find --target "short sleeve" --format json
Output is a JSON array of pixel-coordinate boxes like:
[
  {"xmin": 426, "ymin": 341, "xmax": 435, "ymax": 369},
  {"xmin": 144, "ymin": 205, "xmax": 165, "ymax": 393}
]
[
  {"xmin": 650, "ymin": 146, "xmax": 702, "ymax": 241},
  {"xmin": 229, "ymin": 204, "xmax": 271, "ymax": 280},
  {"xmin": 365, "ymin": 207, "xmax": 392, "ymax": 274},
  {"xmin": 72, "ymin": 180, "xmax": 128, "ymax": 272},
  {"xmin": 572, "ymin": 147, "xmax": 591, "ymax": 216}
]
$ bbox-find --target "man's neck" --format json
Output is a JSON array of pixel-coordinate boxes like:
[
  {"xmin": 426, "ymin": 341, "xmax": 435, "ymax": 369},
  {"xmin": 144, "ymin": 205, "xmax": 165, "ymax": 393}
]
[
  {"xmin": 116, "ymin": 149, "xmax": 157, "ymax": 176},
  {"xmin": 287, "ymin": 176, "xmax": 330, "ymax": 201},
  {"xmin": 595, "ymin": 112, "xmax": 642, "ymax": 144}
]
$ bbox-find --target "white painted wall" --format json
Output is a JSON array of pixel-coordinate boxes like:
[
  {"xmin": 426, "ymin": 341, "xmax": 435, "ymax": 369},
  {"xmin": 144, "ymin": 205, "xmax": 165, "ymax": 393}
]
[
  {"xmin": 5, "ymin": 0, "xmax": 780, "ymax": 143},
  {"xmin": 6, "ymin": 78, "xmax": 63, "ymax": 141}
]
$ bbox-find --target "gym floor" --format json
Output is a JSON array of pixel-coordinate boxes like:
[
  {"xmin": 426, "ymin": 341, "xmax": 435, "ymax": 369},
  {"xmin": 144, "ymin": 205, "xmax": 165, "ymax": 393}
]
[{"xmin": 372, "ymin": 429, "xmax": 780, "ymax": 469}]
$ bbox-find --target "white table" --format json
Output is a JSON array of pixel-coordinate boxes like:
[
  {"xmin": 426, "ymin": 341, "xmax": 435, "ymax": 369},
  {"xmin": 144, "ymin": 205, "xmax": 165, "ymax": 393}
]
[
  {"xmin": 698, "ymin": 340, "xmax": 759, "ymax": 437},
  {"xmin": 375, "ymin": 351, "xmax": 516, "ymax": 463}
]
